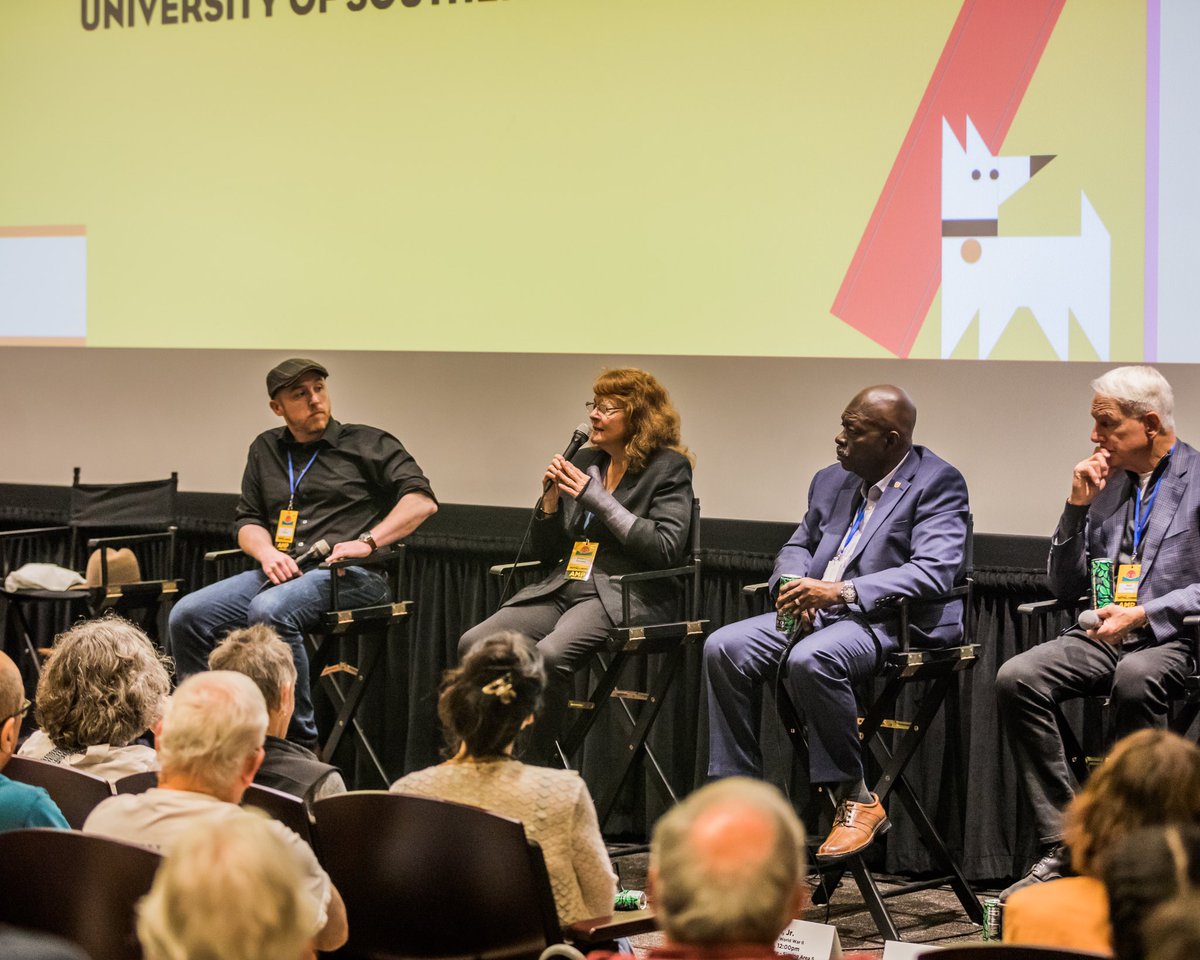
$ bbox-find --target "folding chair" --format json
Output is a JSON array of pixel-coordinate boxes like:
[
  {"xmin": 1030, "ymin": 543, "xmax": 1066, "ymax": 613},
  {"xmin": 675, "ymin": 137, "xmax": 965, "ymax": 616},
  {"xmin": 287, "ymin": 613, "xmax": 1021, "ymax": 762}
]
[
  {"xmin": 0, "ymin": 468, "xmax": 181, "ymax": 675},
  {"xmin": 491, "ymin": 500, "xmax": 707, "ymax": 828},
  {"xmin": 204, "ymin": 545, "xmax": 412, "ymax": 788},
  {"xmin": 746, "ymin": 523, "xmax": 982, "ymax": 941},
  {"xmin": 312, "ymin": 791, "xmax": 654, "ymax": 960},
  {"xmin": 0, "ymin": 828, "xmax": 162, "ymax": 960},
  {"xmin": 3, "ymin": 755, "xmax": 115, "ymax": 829},
  {"xmin": 243, "ymin": 782, "xmax": 314, "ymax": 847}
]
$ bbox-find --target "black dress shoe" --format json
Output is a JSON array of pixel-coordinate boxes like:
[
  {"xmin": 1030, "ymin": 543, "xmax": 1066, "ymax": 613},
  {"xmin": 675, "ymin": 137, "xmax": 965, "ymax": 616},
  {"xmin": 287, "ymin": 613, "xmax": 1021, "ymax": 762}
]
[{"xmin": 999, "ymin": 843, "xmax": 1072, "ymax": 902}]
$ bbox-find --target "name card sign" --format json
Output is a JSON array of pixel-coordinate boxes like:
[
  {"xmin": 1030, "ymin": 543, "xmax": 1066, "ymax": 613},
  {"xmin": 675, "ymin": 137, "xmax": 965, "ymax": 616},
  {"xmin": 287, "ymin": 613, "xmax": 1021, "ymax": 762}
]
[
  {"xmin": 882, "ymin": 940, "xmax": 944, "ymax": 960},
  {"xmin": 774, "ymin": 919, "xmax": 843, "ymax": 960}
]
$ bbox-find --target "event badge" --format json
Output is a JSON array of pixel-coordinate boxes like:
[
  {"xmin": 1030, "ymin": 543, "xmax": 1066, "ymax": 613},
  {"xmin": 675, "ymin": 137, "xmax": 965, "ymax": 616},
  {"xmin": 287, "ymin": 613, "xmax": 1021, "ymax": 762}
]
[
  {"xmin": 566, "ymin": 541, "xmax": 598, "ymax": 581},
  {"xmin": 1115, "ymin": 564, "xmax": 1142, "ymax": 606},
  {"xmin": 275, "ymin": 510, "xmax": 300, "ymax": 551}
]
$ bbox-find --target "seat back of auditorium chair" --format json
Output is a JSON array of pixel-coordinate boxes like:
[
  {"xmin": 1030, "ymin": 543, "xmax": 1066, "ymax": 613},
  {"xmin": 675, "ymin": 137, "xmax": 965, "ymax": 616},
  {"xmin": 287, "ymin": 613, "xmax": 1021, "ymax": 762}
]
[
  {"xmin": 313, "ymin": 791, "xmax": 561, "ymax": 960},
  {"xmin": 4, "ymin": 755, "xmax": 114, "ymax": 829},
  {"xmin": 113, "ymin": 771, "xmax": 158, "ymax": 795},
  {"xmin": 0, "ymin": 828, "xmax": 162, "ymax": 960},
  {"xmin": 242, "ymin": 782, "xmax": 313, "ymax": 847},
  {"xmin": 924, "ymin": 945, "xmax": 1111, "ymax": 959}
]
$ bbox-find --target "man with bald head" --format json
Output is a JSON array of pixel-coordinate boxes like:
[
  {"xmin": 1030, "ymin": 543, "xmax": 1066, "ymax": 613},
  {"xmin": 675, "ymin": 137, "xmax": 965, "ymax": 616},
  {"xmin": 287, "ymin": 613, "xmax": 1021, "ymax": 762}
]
[
  {"xmin": 705, "ymin": 385, "xmax": 969, "ymax": 861},
  {"xmin": 588, "ymin": 778, "xmax": 806, "ymax": 959},
  {"xmin": 0, "ymin": 651, "xmax": 68, "ymax": 832}
]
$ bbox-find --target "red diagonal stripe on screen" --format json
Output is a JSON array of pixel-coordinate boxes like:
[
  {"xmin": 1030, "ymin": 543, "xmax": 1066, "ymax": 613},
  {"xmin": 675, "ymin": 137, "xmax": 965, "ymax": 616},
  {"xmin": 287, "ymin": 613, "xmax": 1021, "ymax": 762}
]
[{"xmin": 831, "ymin": 0, "xmax": 1066, "ymax": 357}]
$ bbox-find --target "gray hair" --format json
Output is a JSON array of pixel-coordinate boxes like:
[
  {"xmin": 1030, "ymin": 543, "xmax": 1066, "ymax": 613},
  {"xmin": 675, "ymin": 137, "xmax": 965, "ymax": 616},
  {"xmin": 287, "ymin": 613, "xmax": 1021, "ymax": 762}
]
[
  {"xmin": 1092, "ymin": 365, "xmax": 1175, "ymax": 430},
  {"xmin": 157, "ymin": 672, "xmax": 267, "ymax": 795},
  {"xmin": 137, "ymin": 811, "xmax": 317, "ymax": 960},
  {"xmin": 651, "ymin": 778, "xmax": 805, "ymax": 945},
  {"xmin": 208, "ymin": 624, "xmax": 297, "ymax": 714},
  {"xmin": 35, "ymin": 616, "xmax": 172, "ymax": 751}
]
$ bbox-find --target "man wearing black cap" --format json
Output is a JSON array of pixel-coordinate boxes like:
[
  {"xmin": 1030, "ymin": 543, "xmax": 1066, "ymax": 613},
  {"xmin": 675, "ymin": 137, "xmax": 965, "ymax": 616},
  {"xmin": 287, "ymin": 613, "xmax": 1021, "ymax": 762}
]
[{"xmin": 167, "ymin": 358, "xmax": 437, "ymax": 747}]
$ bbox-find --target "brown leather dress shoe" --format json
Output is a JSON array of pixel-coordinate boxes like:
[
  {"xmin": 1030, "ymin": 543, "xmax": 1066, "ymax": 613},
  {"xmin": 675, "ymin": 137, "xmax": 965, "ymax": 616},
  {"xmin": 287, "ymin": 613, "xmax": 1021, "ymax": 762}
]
[{"xmin": 816, "ymin": 794, "xmax": 890, "ymax": 861}]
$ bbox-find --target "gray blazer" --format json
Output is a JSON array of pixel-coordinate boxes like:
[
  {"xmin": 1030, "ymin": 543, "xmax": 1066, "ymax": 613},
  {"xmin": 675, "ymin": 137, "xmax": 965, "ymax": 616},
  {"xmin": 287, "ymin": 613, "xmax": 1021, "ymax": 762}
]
[
  {"xmin": 506, "ymin": 446, "xmax": 695, "ymax": 625},
  {"xmin": 1049, "ymin": 439, "xmax": 1200, "ymax": 644}
]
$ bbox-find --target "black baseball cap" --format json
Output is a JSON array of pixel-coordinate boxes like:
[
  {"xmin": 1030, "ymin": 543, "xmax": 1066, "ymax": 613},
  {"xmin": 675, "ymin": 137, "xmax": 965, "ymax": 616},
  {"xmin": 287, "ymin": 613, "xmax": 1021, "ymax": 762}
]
[{"xmin": 266, "ymin": 358, "xmax": 329, "ymax": 397}]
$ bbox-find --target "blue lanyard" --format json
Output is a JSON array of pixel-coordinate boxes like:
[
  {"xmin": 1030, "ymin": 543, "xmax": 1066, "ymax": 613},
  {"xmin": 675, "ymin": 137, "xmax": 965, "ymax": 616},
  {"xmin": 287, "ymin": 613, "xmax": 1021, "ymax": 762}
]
[
  {"xmin": 837, "ymin": 497, "xmax": 869, "ymax": 557},
  {"xmin": 287, "ymin": 450, "xmax": 319, "ymax": 510},
  {"xmin": 1132, "ymin": 447, "xmax": 1173, "ymax": 559}
]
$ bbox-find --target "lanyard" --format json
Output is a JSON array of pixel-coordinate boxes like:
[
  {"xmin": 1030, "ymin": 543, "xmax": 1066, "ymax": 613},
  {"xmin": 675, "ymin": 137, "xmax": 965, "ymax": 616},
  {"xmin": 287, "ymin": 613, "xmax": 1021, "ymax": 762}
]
[
  {"xmin": 1132, "ymin": 447, "xmax": 1173, "ymax": 559},
  {"xmin": 837, "ymin": 497, "xmax": 869, "ymax": 558},
  {"xmin": 287, "ymin": 450, "xmax": 319, "ymax": 511}
]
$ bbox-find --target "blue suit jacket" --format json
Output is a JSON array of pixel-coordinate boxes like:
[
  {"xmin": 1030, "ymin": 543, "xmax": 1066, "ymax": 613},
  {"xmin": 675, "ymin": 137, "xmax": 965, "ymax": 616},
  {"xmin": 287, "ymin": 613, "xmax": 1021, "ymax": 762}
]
[
  {"xmin": 769, "ymin": 445, "xmax": 970, "ymax": 648},
  {"xmin": 1049, "ymin": 439, "xmax": 1200, "ymax": 644}
]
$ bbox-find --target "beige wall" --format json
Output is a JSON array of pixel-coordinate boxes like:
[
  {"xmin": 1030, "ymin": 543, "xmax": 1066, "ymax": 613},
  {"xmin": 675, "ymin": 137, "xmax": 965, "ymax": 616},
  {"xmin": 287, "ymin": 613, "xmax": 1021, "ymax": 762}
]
[{"xmin": 4, "ymin": 347, "xmax": 1195, "ymax": 536}]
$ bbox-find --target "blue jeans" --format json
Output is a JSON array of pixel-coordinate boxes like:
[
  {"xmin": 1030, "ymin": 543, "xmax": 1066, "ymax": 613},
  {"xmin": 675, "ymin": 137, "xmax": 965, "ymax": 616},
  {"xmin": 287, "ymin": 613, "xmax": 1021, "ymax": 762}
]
[{"xmin": 167, "ymin": 567, "xmax": 390, "ymax": 744}]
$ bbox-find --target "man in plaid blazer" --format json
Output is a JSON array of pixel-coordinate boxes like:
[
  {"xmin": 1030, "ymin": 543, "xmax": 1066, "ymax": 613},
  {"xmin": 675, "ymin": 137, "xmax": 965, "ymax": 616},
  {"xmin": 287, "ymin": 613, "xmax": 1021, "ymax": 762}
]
[{"xmin": 997, "ymin": 365, "xmax": 1198, "ymax": 899}]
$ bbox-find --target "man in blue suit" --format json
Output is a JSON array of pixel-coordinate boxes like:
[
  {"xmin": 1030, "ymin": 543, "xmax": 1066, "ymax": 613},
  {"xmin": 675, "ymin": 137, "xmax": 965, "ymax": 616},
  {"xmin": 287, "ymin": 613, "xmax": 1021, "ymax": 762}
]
[
  {"xmin": 997, "ymin": 365, "xmax": 1198, "ymax": 899},
  {"xmin": 705, "ymin": 385, "xmax": 970, "ymax": 861}
]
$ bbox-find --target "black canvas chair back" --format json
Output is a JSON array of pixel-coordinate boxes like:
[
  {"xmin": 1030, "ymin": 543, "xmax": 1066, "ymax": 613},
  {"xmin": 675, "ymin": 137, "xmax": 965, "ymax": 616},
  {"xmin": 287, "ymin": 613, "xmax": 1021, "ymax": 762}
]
[
  {"xmin": 243, "ymin": 782, "xmax": 314, "ymax": 847},
  {"xmin": 70, "ymin": 469, "xmax": 178, "ymax": 531},
  {"xmin": 312, "ymin": 791, "xmax": 560, "ymax": 960},
  {"xmin": 4, "ymin": 755, "xmax": 114, "ymax": 829},
  {"xmin": 0, "ymin": 828, "xmax": 162, "ymax": 960}
]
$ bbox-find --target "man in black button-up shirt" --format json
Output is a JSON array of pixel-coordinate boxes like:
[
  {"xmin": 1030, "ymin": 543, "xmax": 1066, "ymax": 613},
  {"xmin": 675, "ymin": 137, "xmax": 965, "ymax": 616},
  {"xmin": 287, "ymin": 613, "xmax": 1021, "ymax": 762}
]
[{"xmin": 167, "ymin": 358, "xmax": 437, "ymax": 745}]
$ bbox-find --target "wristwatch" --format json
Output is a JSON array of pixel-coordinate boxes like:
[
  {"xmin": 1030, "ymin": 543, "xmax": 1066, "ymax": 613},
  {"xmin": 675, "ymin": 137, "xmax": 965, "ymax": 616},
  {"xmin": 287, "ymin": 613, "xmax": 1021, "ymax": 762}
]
[
  {"xmin": 357, "ymin": 532, "xmax": 378, "ymax": 552},
  {"xmin": 839, "ymin": 581, "xmax": 857, "ymax": 605}
]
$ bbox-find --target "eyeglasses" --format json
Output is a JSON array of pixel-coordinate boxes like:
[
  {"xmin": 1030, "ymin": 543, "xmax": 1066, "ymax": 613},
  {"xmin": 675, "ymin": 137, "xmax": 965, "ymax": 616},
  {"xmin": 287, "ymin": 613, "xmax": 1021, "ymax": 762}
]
[
  {"xmin": 2, "ymin": 698, "xmax": 30, "ymax": 726},
  {"xmin": 585, "ymin": 400, "xmax": 623, "ymax": 417}
]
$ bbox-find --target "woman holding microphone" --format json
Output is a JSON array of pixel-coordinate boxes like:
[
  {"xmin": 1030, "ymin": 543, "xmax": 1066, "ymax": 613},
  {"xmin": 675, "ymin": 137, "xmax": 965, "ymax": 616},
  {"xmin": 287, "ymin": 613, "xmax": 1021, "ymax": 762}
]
[{"xmin": 459, "ymin": 367, "xmax": 695, "ymax": 763}]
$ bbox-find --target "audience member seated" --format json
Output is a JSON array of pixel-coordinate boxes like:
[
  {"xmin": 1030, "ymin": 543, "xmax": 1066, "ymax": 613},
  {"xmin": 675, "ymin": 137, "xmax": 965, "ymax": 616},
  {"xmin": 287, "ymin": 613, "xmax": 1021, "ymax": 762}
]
[
  {"xmin": 390, "ymin": 631, "xmax": 616, "ymax": 925},
  {"xmin": 137, "ymin": 812, "xmax": 317, "ymax": 960},
  {"xmin": 1103, "ymin": 824, "xmax": 1200, "ymax": 960},
  {"xmin": 83, "ymin": 671, "xmax": 348, "ymax": 953},
  {"xmin": 18, "ymin": 616, "xmax": 168, "ymax": 781},
  {"xmin": 0, "ymin": 652, "xmax": 68, "ymax": 832},
  {"xmin": 208, "ymin": 624, "xmax": 346, "ymax": 806},
  {"xmin": 1004, "ymin": 729, "xmax": 1200, "ymax": 954},
  {"xmin": 0, "ymin": 925, "xmax": 88, "ymax": 960},
  {"xmin": 1142, "ymin": 891, "xmax": 1200, "ymax": 960},
  {"xmin": 589, "ymin": 777, "xmax": 807, "ymax": 960}
]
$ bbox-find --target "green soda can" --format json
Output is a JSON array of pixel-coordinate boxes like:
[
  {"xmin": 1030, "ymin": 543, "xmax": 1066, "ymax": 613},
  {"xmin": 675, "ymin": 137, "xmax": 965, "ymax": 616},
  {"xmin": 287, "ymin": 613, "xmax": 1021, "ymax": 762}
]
[
  {"xmin": 1091, "ymin": 557, "xmax": 1116, "ymax": 609},
  {"xmin": 776, "ymin": 574, "xmax": 800, "ymax": 634},
  {"xmin": 614, "ymin": 889, "xmax": 647, "ymax": 911},
  {"xmin": 982, "ymin": 897, "xmax": 1004, "ymax": 940}
]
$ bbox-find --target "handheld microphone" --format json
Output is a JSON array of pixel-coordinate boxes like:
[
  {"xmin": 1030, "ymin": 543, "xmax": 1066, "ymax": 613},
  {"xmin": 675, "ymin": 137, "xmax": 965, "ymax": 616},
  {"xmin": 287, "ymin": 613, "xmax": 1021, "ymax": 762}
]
[
  {"xmin": 544, "ymin": 422, "xmax": 592, "ymax": 492},
  {"xmin": 1078, "ymin": 608, "xmax": 1101, "ymax": 630},
  {"xmin": 295, "ymin": 539, "xmax": 331, "ymax": 570}
]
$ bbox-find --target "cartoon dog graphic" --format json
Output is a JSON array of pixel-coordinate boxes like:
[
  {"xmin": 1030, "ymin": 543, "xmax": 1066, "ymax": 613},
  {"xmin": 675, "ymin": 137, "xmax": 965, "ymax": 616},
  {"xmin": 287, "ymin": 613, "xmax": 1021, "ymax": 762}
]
[{"xmin": 941, "ymin": 117, "xmax": 1110, "ymax": 360}]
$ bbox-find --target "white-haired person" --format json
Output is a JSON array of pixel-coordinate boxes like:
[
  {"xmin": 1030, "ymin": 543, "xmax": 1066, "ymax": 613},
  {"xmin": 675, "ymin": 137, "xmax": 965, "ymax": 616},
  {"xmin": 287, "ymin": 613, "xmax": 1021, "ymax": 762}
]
[
  {"xmin": 588, "ymin": 777, "xmax": 807, "ymax": 960},
  {"xmin": 208, "ymin": 624, "xmax": 346, "ymax": 807},
  {"xmin": 19, "ymin": 616, "xmax": 169, "ymax": 780},
  {"xmin": 83, "ymin": 671, "xmax": 348, "ymax": 953},
  {"xmin": 138, "ymin": 812, "xmax": 316, "ymax": 960},
  {"xmin": 997, "ymin": 365, "xmax": 1200, "ymax": 899},
  {"xmin": 391, "ymin": 631, "xmax": 616, "ymax": 926}
]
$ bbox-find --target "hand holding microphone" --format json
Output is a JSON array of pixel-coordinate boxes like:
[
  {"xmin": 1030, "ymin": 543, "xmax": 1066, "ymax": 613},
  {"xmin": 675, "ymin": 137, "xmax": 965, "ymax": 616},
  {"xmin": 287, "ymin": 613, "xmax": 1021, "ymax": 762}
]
[
  {"xmin": 1078, "ymin": 603, "xmax": 1147, "ymax": 645},
  {"xmin": 541, "ymin": 422, "xmax": 591, "ymax": 512}
]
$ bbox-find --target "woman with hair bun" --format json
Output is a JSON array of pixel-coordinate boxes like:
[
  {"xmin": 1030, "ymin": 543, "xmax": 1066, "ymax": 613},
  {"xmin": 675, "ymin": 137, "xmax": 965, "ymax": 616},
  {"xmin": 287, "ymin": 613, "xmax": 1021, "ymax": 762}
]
[
  {"xmin": 459, "ymin": 367, "xmax": 695, "ymax": 761},
  {"xmin": 391, "ymin": 631, "xmax": 616, "ymax": 925}
]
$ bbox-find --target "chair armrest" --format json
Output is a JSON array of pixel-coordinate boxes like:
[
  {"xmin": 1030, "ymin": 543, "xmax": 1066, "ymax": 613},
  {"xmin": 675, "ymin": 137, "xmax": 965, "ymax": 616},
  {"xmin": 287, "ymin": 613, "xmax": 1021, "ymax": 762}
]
[
  {"xmin": 0, "ymin": 525, "xmax": 71, "ymax": 539},
  {"xmin": 204, "ymin": 548, "xmax": 245, "ymax": 563},
  {"xmin": 87, "ymin": 531, "xmax": 174, "ymax": 551},
  {"xmin": 1017, "ymin": 597, "xmax": 1084, "ymax": 616},
  {"xmin": 489, "ymin": 560, "xmax": 545, "ymax": 577},
  {"xmin": 609, "ymin": 564, "xmax": 697, "ymax": 586},
  {"xmin": 564, "ymin": 907, "xmax": 656, "ymax": 943},
  {"xmin": 1184, "ymin": 615, "xmax": 1200, "ymax": 628},
  {"xmin": 742, "ymin": 581, "xmax": 769, "ymax": 597},
  {"xmin": 879, "ymin": 583, "xmax": 971, "ymax": 609},
  {"xmin": 321, "ymin": 544, "xmax": 405, "ymax": 571}
]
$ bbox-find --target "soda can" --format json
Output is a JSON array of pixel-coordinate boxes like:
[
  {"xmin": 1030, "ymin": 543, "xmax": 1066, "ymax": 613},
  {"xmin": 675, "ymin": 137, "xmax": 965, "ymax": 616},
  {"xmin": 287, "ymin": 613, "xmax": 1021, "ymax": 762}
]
[
  {"xmin": 776, "ymin": 574, "xmax": 800, "ymax": 634},
  {"xmin": 982, "ymin": 897, "xmax": 1004, "ymax": 940},
  {"xmin": 1091, "ymin": 558, "xmax": 1116, "ymax": 609},
  {"xmin": 614, "ymin": 889, "xmax": 647, "ymax": 911}
]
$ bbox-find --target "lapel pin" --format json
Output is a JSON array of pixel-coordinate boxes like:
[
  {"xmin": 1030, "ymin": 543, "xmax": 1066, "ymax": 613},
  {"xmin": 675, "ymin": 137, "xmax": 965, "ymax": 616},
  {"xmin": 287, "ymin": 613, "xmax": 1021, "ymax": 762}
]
[{"xmin": 893, "ymin": 481, "xmax": 902, "ymax": 488}]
